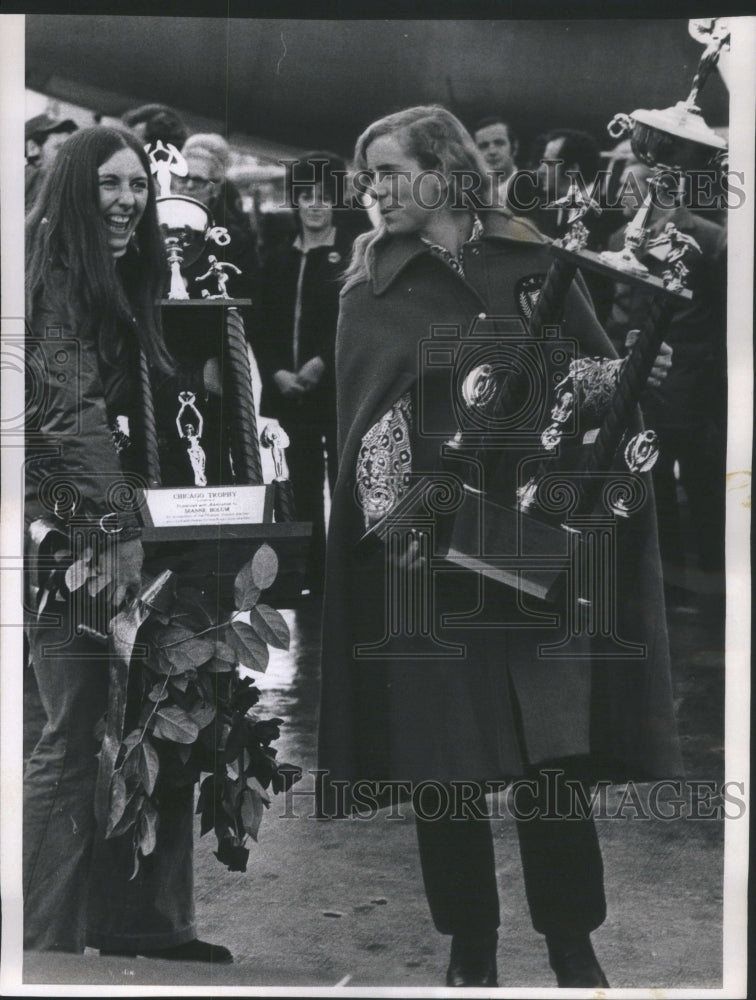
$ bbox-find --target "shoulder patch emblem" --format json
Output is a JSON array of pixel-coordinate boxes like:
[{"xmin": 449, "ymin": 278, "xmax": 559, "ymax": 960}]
[{"xmin": 515, "ymin": 273, "xmax": 546, "ymax": 322}]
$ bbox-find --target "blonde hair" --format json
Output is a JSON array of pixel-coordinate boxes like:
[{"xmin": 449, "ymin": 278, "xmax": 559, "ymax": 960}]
[{"xmin": 344, "ymin": 105, "xmax": 492, "ymax": 287}]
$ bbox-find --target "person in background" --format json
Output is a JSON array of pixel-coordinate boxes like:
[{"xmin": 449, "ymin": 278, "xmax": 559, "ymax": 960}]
[
  {"xmin": 604, "ymin": 157, "xmax": 727, "ymax": 606},
  {"xmin": 257, "ymin": 151, "xmax": 352, "ymax": 596},
  {"xmin": 121, "ymin": 102, "xmax": 188, "ymax": 152},
  {"xmin": 24, "ymin": 125, "xmax": 231, "ymax": 963},
  {"xmin": 528, "ymin": 127, "xmax": 614, "ymax": 321},
  {"xmin": 472, "ymin": 116, "xmax": 519, "ymax": 207},
  {"xmin": 25, "ymin": 112, "xmax": 78, "ymax": 212}
]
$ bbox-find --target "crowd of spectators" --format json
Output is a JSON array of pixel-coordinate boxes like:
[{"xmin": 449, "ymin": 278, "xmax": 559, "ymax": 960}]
[{"xmin": 24, "ymin": 99, "xmax": 728, "ymax": 606}]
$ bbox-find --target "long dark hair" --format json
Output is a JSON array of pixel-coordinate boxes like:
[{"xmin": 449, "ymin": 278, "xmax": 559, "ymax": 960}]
[{"xmin": 26, "ymin": 125, "xmax": 172, "ymax": 371}]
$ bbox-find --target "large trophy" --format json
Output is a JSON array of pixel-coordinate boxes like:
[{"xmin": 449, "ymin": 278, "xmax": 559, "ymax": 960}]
[
  {"xmin": 409, "ymin": 20, "xmax": 728, "ymax": 612},
  {"xmin": 136, "ymin": 142, "xmax": 310, "ymax": 604}
]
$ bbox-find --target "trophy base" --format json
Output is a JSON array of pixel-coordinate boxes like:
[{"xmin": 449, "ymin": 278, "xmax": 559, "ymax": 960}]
[
  {"xmin": 550, "ymin": 245, "xmax": 692, "ymax": 301},
  {"xmin": 599, "ymin": 247, "xmax": 649, "ymax": 276},
  {"xmin": 141, "ymin": 520, "xmax": 312, "ymax": 608}
]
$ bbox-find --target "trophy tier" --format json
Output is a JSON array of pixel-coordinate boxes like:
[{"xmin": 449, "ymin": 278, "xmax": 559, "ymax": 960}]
[{"xmin": 550, "ymin": 244, "xmax": 693, "ymax": 301}]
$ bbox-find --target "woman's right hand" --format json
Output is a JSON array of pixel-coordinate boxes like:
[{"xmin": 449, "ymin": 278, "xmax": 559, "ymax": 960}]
[
  {"xmin": 273, "ymin": 369, "xmax": 305, "ymax": 398},
  {"xmin": 387, "ymin": 529, "xmax": 427, "ymax": 574}
]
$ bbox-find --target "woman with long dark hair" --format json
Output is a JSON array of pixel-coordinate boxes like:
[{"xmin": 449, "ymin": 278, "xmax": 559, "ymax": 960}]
[
  {"xmin": 24, "ymin": 125, "xmax": 230, "ymax": 963},
  {"xmin": 318, "ymin": 106, "xmax": 681, "ymax": 987}
]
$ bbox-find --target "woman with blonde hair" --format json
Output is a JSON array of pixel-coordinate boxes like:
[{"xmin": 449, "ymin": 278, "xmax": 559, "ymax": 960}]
[{"xmin": 318, "ymin": 105, "xmax": 680, "ymax": 987}]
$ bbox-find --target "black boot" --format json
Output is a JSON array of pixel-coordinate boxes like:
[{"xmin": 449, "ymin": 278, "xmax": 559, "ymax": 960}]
[
  {"xmin": 545, "ymin": 932, "xmax": 608, "ymax": 987},
  {"xmin": 100, "ymin": 939, "xmax": 233, "ymax": 964},
  {"xmin": 446, "ymin": 930, "xmax": 498, "ymax": 987}
]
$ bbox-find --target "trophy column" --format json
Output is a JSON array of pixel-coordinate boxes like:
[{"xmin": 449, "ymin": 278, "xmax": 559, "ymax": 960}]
[{"xmin": 224, "ymin": 306, "xmax": 263, "ymax": 485}]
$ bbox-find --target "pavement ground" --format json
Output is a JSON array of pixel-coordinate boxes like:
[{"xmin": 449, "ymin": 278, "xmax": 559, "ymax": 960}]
[{"xmin": 19, "ymin": 580, "xmax": 729, "ymax": 992}]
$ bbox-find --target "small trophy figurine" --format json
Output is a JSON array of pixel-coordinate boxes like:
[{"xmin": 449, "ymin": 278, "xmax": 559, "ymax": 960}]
[
  {"xmin": 646, "ymin": 223, "xmax": 702, "ymax": 293},
  {"xmin": 147, "ymin": 140, "xmax": 187, "ymax": 199},
  {"xmin": 195, "ymin": 255, "xmax": 242, "ymax": 299},
  {"xmin": 551, "ymin": 179, "xmax": 603, "ymax": 253},
  {"xmin": 261, "ymin": 423, "xmax": 297, "ymax": 522},
  {"xmin": 176, "ymin": 391, "xmax": 207, "ymax": 487}
]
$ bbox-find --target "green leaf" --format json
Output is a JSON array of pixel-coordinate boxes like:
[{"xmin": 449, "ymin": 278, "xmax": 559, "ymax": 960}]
[
  {"xmin": 122, "ymin": 728, "xmax": 143, "ymax": 754},
  {"xmin": 165, "ymin": 636, "xmax": 215, "ymax": 669},
  {"xmin": 87, "ymin": 571, "xmax": 111, "ymax": 597},
  {"xmin": 139, "ymin": 740, "xmax": 160, "ymax": 796},
  {"xmin": 129, "ymin": 849, "xmax": 141, "ymax": 882},
  {"xmin": 188, "ymin": 701, "xmax": 216, "ymax": 730},
  {"xmin": 138, "ymin": 798, "xmax": 158, "ymax": 857},
  {"xmin": 246, "ymin": 775, "xmax": 271, "ymax": 804},
  {"xmin": 214, "ymin": 641, "xmax": 237, "ymax": 663},
  {"xmin": 248, "ymin": 604, "xmax": 290, "ymax": 650},
  {"xmin": 170, "ymin": 672, "xmax": 191, "ymax": 693},
  {"xmin": 222, "ymin": 775, "xmax": 243, "ymax": 818},
  {"xmin": 228, "ymin": 620, "xmax": 270, "ymax": 673},
  {"xmin": 151, "ymin": 704, "xmax": 200, "ymax": 744},
  {"xmin": 121, "ymin": 749, "xmax": 141, "ymax": 779},
  {"xmin": 156, "ymin": 625, "xmax": 195, "ymax": 649},
  {"xmin": 233, "ymin": 561, "xmax": 261, "ymax": 612},
  {"xmin": 151, "ymin": 650, "xmax": 183, "ymax": 676},
  {"xmin": 106, "ymin": 771, "xmax": 128, "ymax": 836},
  {"xmin": 148, "ymin": 683, "xmax": 169, "ymax": 703},
  {"xmin": 64, "ymin": 558, "xmax": 90, "ymax": 593},
  {"xmin": 240, "ymin": 778, "xmax": 270, "ymax": 842},
  {"xmin": 108, "ymin": 789, "xmax": 143, "ymax": 839},
  {"xmin": 251, "ymin": 544, "xmax": 279, "ymax": 591},
  {"xmin": 206, "ymin": 657, "xmax": 234, "ymax": 673}
]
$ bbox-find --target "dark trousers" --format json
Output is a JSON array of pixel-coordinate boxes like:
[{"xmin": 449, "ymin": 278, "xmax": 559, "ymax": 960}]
[
  {"xmin": 651, "ymin": 421, "xmax": 726, "ymax": 575},
  {"xmin": 415, "ymin": 773, "xmax": 605, "ymax": 938},
  {"xmin": 23, "ymin": 602, "xmax": 195, "ymax": 952},
  {"xmin": 286, "ymin": 416, "xmax": 337, "ymax": 593}
]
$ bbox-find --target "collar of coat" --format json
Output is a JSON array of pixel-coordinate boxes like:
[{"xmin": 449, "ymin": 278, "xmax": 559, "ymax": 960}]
[{"xmin": 369, "ymin": 209, "xmax": 548, "ymax": 296}]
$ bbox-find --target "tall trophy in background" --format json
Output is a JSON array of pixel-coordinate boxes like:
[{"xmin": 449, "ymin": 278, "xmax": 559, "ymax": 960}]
[
  {"xmin": 436, "ymin": 19, "xmax": 730, "ymax": 610},
  {"xmin": 136, "ymin": 142, "xmax": 310, "ymax": 604}
]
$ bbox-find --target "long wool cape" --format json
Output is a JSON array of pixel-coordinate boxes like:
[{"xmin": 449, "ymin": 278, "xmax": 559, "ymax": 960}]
[{"xmin": 318, "ymin": 212, "xmax": 683, "ymax": 811}]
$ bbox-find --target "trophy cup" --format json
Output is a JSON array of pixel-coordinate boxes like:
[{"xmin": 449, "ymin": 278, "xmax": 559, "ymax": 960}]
[
  {"xmin": 431, "ymin": 19, "xmax": 729, "ymax": 607},
  {"xmin": 148, "ymin": 142, "xmax": 232, "ymax": 300},
  {"xmin": 558, "ymin": 18, "xmax": 729, "ymax": 292}
]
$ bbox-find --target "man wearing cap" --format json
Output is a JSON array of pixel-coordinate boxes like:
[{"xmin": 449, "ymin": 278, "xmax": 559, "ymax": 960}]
[{"xmin": 25, "ymin": 112, "xmax": 78, "ymax": 212}]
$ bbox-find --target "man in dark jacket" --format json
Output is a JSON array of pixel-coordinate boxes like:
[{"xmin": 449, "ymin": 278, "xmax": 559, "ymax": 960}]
[
  {"xmin": 605, "ymin": 158, "xmax": 727, "ymax": 600},
  {"xmin": 257, "ymin": 151, "xmax": 353, "ymax": 595}
]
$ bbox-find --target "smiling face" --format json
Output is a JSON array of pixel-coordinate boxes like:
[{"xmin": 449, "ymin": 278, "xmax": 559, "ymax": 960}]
[
  {"xmin": 297, "ymin": 184, "xmax": 335, "ymax": 235},
  {"xmin": 474, "ymin": 122, "xmax": 517, "ymax": 176},
  {"xmin": 364, "ymin": 132, "xmax": 444, "ymax": 240},
  {"xmin": 98, "ymin": 147, "xmax": 149, "ymax": 258}
]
